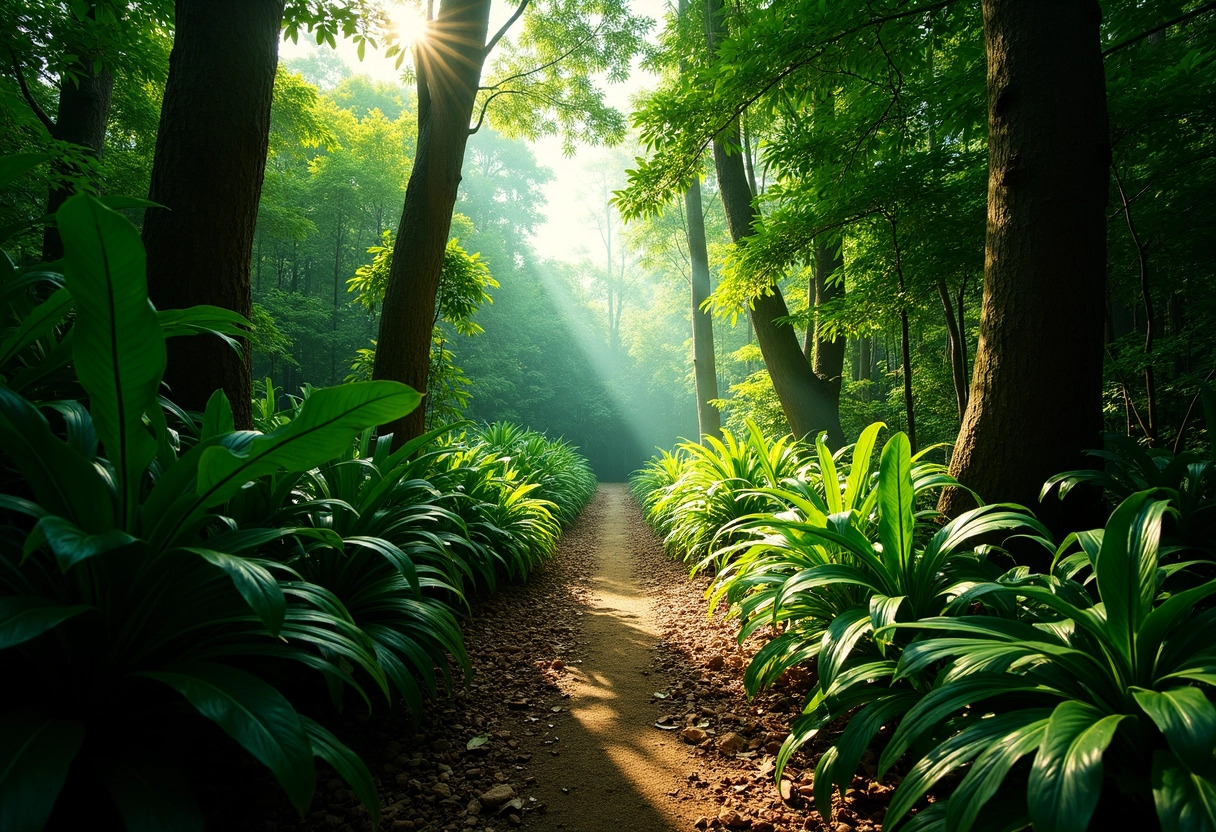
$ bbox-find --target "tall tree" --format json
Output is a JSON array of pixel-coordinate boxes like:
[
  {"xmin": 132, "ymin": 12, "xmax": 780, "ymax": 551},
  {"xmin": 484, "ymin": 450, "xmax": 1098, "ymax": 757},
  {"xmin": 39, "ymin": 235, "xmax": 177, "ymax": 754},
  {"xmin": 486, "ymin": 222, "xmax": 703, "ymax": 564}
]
[
  {"xmin": 373, "ymin": 0, "xmax": 648, "ymax": 444},
  {"xmin": 939, "ymin": 0, "xmax": 1110, "ymax": 521},
  {"xmin": 704, "ymin": 0, "xmax": 844, "ymax": 446},
  {"xmin": 142, "ymin": 0, "xmax": 286, "ymax": 428},
  {"xmin": 685, "ymin": 172, "xmax": 721, "ymax": 439}
]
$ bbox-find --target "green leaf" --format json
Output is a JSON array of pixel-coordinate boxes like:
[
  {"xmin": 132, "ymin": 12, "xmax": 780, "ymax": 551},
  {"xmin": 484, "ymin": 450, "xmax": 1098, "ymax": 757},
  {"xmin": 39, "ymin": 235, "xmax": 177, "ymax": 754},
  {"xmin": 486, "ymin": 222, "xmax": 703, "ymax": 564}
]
[
  {"xmin": 157, "ymin": 305, "xmax": 251, "ymax": 351},
  {"xmin": 0, "ymin": 596, "xmax": 91, "ymax": 649},
  {"xmin": 1027, "ymin": 701, "xmax": 1126, "ymax": 832},
  {"xmin": 945, "ymin": 713, "xmax": 1050, "ymax": 832},
  {"xmin": 1152, "ymin": 750, "xmax": 1216, "ymax": 832},
  {"xmin": 0, "ymin": 153, "xmax": 52, "ymax": 190},
  {"xmin": 201, "ymin": 390, "xmax": 235, "ymax": 440},
  {"xmin": 1133, "ymin": 687, "xmax": 1216, "ymax": 771},
  {"xmin": 57, "ymin": 194, "xmax": 166, "ymax": 528},
  {"xmin": 183, "ymin": 549, "xmax": 286, "ymax": 635},
  {"xmin": 300, "ymin": 717, "xmax": 379, "ymax": 822},
  {"xmin": 842, "ymin": 421, "xmax": 883, "ymax": 511},
  {"xmin": 141, "ymin": 663, "xmax": 316, "ymax": 812},
  {"xmin": 195, "ymin": 381, "xmax": 421, "ymax": 508},
  {"xmin": 99, "ymin": 757, "xmax": 204, "ymax": 832},
  {"xmin": 0, "ymin": 711, "xmax": 85, "ymax": 832},
  {"xmin": 1096, "ymin": 492, "xmax": 1170, "ymax": 675},
  {"xmin": 0, "ymin": 387, "xmax": 114, "ymax": 531},
  {"xmin": 877, "ymin": 432, "xmax": 915, "ymax": 578},
  {"xmin": 33, "ymin": 515, "xmax": 138, "ymax": 572},
  {"xmin": 0, "ymin": 288, "xmax": 71, "ymax": 369}
]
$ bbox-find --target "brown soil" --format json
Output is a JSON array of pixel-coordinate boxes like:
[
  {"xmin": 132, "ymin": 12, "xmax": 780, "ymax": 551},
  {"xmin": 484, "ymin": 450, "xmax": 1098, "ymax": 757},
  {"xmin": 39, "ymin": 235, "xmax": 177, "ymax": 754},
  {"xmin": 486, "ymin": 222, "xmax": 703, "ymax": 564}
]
[{"xmin": 234, "ymin": 484, "xmax": 891, "ymax": 832}]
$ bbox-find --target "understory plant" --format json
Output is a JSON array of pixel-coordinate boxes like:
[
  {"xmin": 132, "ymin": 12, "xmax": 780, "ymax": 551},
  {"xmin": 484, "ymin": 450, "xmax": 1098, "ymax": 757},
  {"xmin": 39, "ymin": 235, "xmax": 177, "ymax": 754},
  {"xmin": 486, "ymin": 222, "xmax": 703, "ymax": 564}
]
[
  {"xmin": 0, "ymin": 194, "xmax": 598, "ymax": 831},
  {"xmin": 636, "ymin": 422, "xmax": 1216, "ymax": 831}
]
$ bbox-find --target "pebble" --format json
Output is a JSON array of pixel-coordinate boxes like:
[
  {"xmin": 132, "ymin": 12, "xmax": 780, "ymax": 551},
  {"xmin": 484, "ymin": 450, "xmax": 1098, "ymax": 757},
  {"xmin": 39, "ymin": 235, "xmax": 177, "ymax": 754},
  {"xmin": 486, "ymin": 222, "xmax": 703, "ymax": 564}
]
[{"xmin": 479, "ymin": 784, "xmax": 516, "ymax": 808}]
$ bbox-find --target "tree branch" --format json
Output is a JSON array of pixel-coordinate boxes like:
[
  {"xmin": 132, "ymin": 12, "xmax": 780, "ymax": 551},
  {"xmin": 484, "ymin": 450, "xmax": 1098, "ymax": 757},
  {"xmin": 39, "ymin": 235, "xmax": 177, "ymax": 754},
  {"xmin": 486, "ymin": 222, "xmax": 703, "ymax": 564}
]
[
  {"xmin": 484, "ymin": 0, "xmax": 529, "ymax": 57},
  {"xmin": 1103, "ymin": 1, "xmax": 1216, "ymax": 58},
  {"xmin": 8, "ymin": 48, "xmax": 56, "ymax": 136}
]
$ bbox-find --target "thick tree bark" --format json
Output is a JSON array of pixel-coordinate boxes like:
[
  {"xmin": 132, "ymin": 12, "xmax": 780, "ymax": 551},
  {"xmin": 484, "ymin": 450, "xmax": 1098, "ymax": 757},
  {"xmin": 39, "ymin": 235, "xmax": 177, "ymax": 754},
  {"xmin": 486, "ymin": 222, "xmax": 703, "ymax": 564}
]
[
  {"xmin": 705, "ymin": 0, "xmax": 844, "ymax": 447},
  {"xmin": 374, "ymin": 0, "xmax": 491, "ymax": 445},
  {"xmin": 940, "ymin": 0, "xmax": 1109, "ymax": 529},
  {"xmin": 42, "ymin": 65, "xmax": 113, "ymax": 261},
  {"xmin": 684, "ymin": 173, "xmax": 721, "ymax": 440},
  {"xmin": 143, "ymin": 0, "xmax": 285, "ymax": 429}
]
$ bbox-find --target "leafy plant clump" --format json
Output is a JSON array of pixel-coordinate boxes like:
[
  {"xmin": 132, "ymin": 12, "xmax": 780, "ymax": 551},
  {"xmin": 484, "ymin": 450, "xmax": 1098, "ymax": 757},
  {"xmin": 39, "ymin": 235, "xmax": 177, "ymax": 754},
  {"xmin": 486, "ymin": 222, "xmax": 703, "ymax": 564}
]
[
  {"xmin": 0, "ymin": 193, "xmax": 597, "ymax": 831},
  {"xmin": 634, "ymin": 423, "xmax": 1216, "ymax": 831}
]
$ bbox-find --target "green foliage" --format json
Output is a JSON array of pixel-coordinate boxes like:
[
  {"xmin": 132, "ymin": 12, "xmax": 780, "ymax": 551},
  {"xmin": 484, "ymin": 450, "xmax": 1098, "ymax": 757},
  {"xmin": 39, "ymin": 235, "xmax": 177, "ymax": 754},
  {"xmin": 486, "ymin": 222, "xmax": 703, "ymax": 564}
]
[
  {"xmin": 0, "ymin": 194, "xmax": 598, "ymax": 830},
  {"xmin": 637, "ymin": 420, "xmax": 1216, "ymax": 831}
]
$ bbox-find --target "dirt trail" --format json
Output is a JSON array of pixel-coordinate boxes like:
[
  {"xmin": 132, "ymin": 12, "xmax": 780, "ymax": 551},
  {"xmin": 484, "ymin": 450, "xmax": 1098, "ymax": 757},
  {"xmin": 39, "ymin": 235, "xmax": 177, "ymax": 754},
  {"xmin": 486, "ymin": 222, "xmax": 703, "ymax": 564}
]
[
  {"xmin": 235, "ymin": 484, "xmax": 867, "ymax": 832},
  {"xmin": 522, "ymin": 484, "xmax": 697, "ymax": 831}
]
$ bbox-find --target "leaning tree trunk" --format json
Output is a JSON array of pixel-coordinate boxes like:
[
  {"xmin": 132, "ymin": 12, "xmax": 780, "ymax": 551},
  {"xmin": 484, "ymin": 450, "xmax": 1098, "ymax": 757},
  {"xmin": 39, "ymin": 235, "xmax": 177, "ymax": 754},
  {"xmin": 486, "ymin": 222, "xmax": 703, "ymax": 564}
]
[
  {"xmin": 373, "ymin": 0, "xmax": 492, "ymax": 445},
  {"xmin": 939, "ymin": 0, "xmax": 1109, "ymax": 530},
  {"xmin": 143, "ymin": 0, "xmax": 285, "ymax": 429},
  {"xmin": 684, "ymin": 170, "xmax": 721, "ymax": 440},
  {"xmin": 705, "ymin": 0, "xmax": 844, "ymax": 447}
]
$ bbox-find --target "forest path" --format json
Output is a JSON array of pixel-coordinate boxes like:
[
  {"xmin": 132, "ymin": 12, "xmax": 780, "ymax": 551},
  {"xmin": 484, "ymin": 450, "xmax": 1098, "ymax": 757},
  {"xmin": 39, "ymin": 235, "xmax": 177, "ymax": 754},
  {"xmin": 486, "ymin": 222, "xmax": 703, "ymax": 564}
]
[
  {"xmin": 240, "ymin": 484, "xmax": 819, "ymax": 832},
  {"xmin": 520, "ymin": 483, "xmax": 697, "ymax": 831}
]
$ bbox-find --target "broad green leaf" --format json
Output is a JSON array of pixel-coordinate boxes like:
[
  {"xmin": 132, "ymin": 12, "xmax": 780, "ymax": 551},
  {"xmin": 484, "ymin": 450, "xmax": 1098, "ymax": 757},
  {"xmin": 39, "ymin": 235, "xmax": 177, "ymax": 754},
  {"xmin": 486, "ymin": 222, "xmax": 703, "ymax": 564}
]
[
  {"xmin": 877, "ymin": 432, "xmax": 915, "ymax": 577},
  {"xmin": 301, "ymin": 716, "xmax": 380, "ymax": 822},
  {"xmin": 183, "ymin": 548, "xmax": 286, "ymax": 635},
  {"xmin": 946, "ymin": 714, "xmax": 1050, "ymax": 832},
  {"xmin": 57, "ymin": 194, "xmax": 166, "ymax": 528},
  {"xmin": 0, "ymin": 710, "xmax": 85, "ymax": 832},
  {"xmin": 816, "ymin": 432, "xmax": 841, "ymax": 514},
  {"xmin": 0, "ymin": 387, "xmax": 113, "ymax": 531},
  {"xmin": 142, "ymin": 663, "xmax": 316, "ymax": 813},
  {"xmin": 195, "ymin": 381, "xmax": 421, "ymax": 508},
  {"xmin": 0, "ymin": 288, "xmax": 71, "ymax": 369},
  {"xmin": 817, "ymin": 607, "xmax": 870, "ymax": 690},
  {"xmin": 157, "ymin": 305, "xmax": 250, "ymax": 351},
  {"xmin": 1096, "ymin": 492, "xmax": 1170, "ymax": 674},
  {"xmin": 99, "ymin": 757, "xmax": 204, "ymax": 832},
  {"xmin": 1152, "ymin": 750, "xmax": 1216, "ymax": 832},
  {"xmin": 842, "ymin": 421, "xmax": 883, "ymax": 511},
  {"xmin": 201, "ymin": 390, "xmax": 235, "ymax": 440},
  {"xmin": 0, "ymin": 153, "xmax": 52, "ymax": 190},
  {"xmin": 1133, "ymin": 687, "xmax": 1216, "ymax": 770},
  {"xmin": 1027, "ymin": 701, "xmax": 1126, "ymax": 832},
  {"xmin": 0, "ymin": 596, "xmax": 91, "ymax": 649},
  {"xmin": 32, "ymin": 516, "xmax": 138, "ymax": 572}
]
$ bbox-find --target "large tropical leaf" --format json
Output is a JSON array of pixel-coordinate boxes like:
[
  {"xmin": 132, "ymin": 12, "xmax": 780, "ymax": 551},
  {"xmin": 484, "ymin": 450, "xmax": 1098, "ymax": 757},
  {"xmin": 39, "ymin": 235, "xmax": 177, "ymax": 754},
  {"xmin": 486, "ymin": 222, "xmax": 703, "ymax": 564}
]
[
  {"xmin": 877, "ymin": 432, "xmax": 915, "ymax": 578},
  {"xmin": 1133, "ymin": 687, "xmax": 1216, "ymax": 771},
  {"xmin": 57, "ymin": 194, "xmax": 166, "ymax": 527},
  {"xmin": 1026, "ymin": 700, "xmax": 1126, "ymax": 832},
  {"xmin": 142, "ymin": 663, "xmax": 316, "ymax": 813},
  {"xmin": 0, "ymin": 596, "xmax": 91, "ymax": 649},
  {"xmin": 0, "ymin": 287, "xmax": 71, "ymax": 369},
  {"xmin": 0, "ymin": 711, "xmax": 85, "ymax": 832},
  {"xmin": 1152, "ymin": 750, "xmax": 1216, "ymax": 832},
  {"xmin": 195, "ymin": 381, "xmax": 421, "ymax": 508}
]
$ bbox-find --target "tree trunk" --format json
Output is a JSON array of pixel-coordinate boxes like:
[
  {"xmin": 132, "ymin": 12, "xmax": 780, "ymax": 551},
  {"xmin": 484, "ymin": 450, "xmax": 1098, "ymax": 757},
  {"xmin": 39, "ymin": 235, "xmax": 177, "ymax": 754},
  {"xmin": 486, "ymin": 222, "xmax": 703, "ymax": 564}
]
[
  {"xmin": 937, "ymin": 276, "xmax": 969, "ymax": 423},
  {"xmin": 684, "ymin": 171, "xmax": 721, "ymax": 440},
  {"xmin": 42, "ymin": 62, "xmax": 113, "ymax": 261},
  {"xmin": 143, "ymin": 0, "xmax": 284, "ymax": 430},
  {"xmin": 807, "ymin": 238, "xmax": 846, "ymax": 406},
  {"xmin": 940, "ymin": 0, "xmax": 1109, "ymax": 531},
  {"xmin": 705, "ymin": 0, "xmax": 844, "ymax": 447},
  {"xmin": 373, "ymin": 0, "xmax": 491, "ymax": 445}
]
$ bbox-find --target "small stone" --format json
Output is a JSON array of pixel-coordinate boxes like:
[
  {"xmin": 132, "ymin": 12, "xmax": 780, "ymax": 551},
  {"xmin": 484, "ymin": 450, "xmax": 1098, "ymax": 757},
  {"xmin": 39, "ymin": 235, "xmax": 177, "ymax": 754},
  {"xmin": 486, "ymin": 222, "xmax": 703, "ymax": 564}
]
[
  {"xmin": 508, "ymin": 814, "xmax": 522, "ymax": 826},
  {"xmin": 764, "ymin": 741, "xmax": 783, "ymax": 755},
  {"xmin": 707, "ymin": 655, "xmax": 726, "ymax": 671},
  {"xmin": 753, "ymin": 823, "xmax": 775, "ymax": 832},
  {"xmin": 717, "ymin": 732, "xmax": 746, "ymax": 757},
  {"xmin": 717, "ymin": 808, "xmax": 750, "ymax": 828},
  {"xmin": 832, "ymin": 824, "xmax": 854, "ymax": 832},
  {"xmin": 694, "ymin": 817, "xmax": 710, "ymax": 829},
  {"xmin": 550, "ymin": 659, "xmax": 565, "ymax": 670},
  {"xmin": 433, "ymin": 783, "xmax": 452, "ymax": 799},
  {"xmin": 681, "ymin": 726, "xmax": 708, "ymax": 744},
  {"xmin": 480, "ymin": 784, "xmax": 516, "ymax": 808},
  {"xmin": 467, "ymin": 799, "xmax": 482, "ymax": 815}
]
